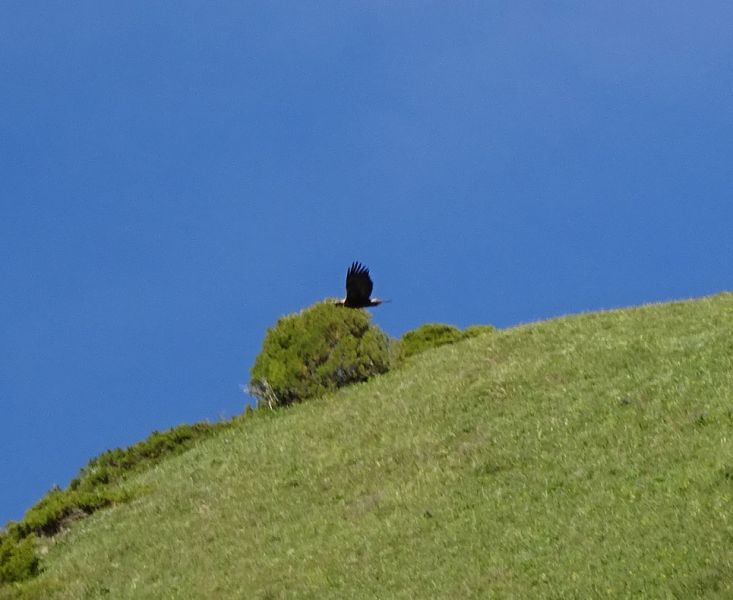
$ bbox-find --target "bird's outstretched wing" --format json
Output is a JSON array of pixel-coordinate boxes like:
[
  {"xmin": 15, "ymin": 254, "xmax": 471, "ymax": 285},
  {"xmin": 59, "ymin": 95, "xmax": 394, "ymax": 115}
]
[{"xmin": 345, "ymin": 261, "xmax": 373, "ymax": 307}]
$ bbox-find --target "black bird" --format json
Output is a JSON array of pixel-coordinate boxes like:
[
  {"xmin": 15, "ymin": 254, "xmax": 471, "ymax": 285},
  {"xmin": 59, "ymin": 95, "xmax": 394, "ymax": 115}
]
[{"xmin": 335, "ymin": 262, "xmax": 385, "ymax": 308}]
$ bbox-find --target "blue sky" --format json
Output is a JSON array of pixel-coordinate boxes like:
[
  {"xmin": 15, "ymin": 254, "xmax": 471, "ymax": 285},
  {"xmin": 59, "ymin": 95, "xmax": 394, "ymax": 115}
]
[{"xmin": 2, "ymin": 2, "xmax": 732, "ymax": 524}]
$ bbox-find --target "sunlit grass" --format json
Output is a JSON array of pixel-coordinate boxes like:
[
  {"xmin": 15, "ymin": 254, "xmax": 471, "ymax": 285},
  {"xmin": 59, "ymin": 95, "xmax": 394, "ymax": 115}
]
[{"xmin": 6, "ymin": 293, "xmax": 733, "ymax": 598}]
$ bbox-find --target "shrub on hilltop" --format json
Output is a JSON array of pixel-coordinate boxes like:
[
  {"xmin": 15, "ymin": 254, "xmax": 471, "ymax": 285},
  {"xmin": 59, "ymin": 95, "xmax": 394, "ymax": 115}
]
[
  {"xmin": 249, "ymin": 302, "xmax": 392, "ymax": 408},
  {"xmin": 398, "ymin": 322, "xmax": 495, "ymax": 362}
]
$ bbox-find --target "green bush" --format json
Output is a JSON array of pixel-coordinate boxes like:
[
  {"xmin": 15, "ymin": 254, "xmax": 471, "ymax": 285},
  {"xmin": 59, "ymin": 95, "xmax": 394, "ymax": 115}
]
[
  {"xmin": 0, "ymin": 529, "xmax": 38, "ymax": 584},
  {"xmin": 398, "ymin": 323, "xmax": 462, "ymax": 360},
  {"xmin": 250, "ymin": 302, "xmax": 392, "ymax": 407},
  {"xmin": 19, "ymin": 488, "xmax": 132, "ymax": 538},
  {"xmin": 398, "ymin": 323, "xmax": 495, "ymax": 361}
]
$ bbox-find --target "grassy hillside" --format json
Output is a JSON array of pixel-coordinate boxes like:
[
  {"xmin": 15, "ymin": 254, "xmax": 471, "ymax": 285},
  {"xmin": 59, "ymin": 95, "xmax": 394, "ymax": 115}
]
[{"xmin": 5, "ymin": 294, "xmax": 733, "ymax": 598}]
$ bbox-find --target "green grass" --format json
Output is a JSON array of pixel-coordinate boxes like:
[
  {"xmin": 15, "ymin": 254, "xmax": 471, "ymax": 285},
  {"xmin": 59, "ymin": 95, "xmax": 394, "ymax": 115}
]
[
  {"xmin": 0, "ymin": 422, "xmax": 234, "ymax": 586},
  {"xmin": 4, "ymin": 294, "xmax": 733, "ymax": 598}
]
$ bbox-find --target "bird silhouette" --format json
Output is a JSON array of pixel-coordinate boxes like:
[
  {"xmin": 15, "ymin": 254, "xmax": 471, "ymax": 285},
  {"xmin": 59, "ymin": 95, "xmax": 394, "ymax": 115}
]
[{"xmin": 335, "ymin": 262, "xmax": 385, "ymax": 308}]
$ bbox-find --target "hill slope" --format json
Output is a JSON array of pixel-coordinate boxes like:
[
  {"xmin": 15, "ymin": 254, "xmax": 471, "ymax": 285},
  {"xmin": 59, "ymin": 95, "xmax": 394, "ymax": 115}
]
[{"xmin": 7, "ymin": 294, "xmax": 733, "ymax": 598}]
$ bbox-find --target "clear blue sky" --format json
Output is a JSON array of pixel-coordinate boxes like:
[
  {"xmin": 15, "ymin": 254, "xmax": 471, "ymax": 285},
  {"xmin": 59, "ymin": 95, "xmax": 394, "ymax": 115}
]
[{"xmin": 2, "ymin": 2, "xmax": 732, "ymax": 525}]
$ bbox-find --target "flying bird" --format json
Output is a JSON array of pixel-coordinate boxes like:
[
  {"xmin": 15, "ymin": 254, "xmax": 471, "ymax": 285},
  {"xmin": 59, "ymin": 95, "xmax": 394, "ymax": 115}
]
[{"xmin": 335, "ymin": 261, "xmax": 385, "ymax": 308}]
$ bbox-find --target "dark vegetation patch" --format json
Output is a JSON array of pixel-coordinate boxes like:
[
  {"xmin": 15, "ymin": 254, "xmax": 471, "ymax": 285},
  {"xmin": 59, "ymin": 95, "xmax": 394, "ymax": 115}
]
[
  {"xmin": 397, "ymin": 323, "xmax": 495, "ymax": 361},
  {"xmin": 0, "ymin": 531, "xmax": 38, "ymax": 585},
  {"xmin": 1, "ymin": 420, "xmax": 232, "ymax": 584}
]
